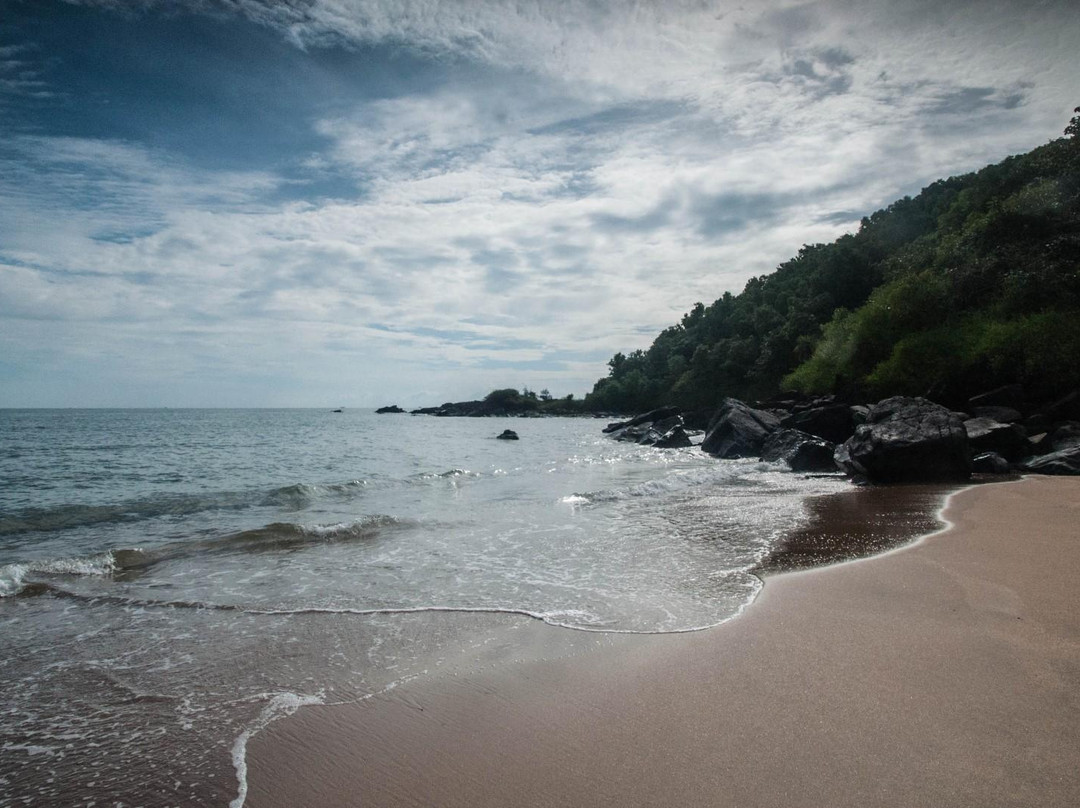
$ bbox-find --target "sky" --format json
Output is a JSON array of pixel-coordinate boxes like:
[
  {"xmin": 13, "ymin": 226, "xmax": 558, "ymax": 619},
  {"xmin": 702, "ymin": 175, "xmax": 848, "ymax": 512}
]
[{"xmin": 1, "ymin": 0, "xmax": 1077, "ymax": 407}]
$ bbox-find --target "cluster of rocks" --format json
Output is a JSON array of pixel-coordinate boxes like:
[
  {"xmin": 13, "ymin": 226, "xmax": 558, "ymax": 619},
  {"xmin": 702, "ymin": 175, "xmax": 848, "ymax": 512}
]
[{"xmin": 604, "ymin": 385, "xmax": 1080, "ymax": 483}]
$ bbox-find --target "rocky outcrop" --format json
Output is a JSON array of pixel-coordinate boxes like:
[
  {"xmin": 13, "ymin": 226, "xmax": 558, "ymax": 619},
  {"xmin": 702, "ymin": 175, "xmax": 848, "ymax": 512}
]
[
  {"xmin": 760, "ymin": 429, "xmax": 837, "ymax": 472},
  {"xmin": 834, "ymin": 397, "xmax": 971, "ymax": 483},
  {"xmin": 496, "ymin": 429, "xmax": 519, "ymax": 440},
  {"xmin": 1020, "ymin": 446, "xmax": 1080, "ymax": 475},
  {"xmin": 701, "ymin": 399, "xmax": 781, "ymax": 458},
  {"xmin": 607, "ymin": 411, "xmax": 693, "ymax": 449},
  {"xmin": 376, "ymin": 405, "xmax": 405, "ymax": 414},
  {"xmin": 780, "ymin": 401, "xmax": 856, "ymax": 444},
  {"xmin": 603, "ymin": 407, "xmax": 680, "ymax": 434},
  {"xmin": 963, "ymin": 417, "xmax": 1028, "ymax": 462}
]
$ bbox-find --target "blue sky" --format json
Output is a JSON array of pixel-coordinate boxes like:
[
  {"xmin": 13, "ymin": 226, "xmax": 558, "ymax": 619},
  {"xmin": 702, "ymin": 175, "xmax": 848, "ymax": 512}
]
[{"xmin": 1, "ymin": 0, "xmax": 1076, "ymax": 407}]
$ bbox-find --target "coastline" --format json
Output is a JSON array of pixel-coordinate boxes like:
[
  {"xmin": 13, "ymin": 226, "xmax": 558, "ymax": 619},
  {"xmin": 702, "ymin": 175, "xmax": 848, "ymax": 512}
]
[{"xmin": 244, "ymin": 476, "xmax": 1080, "ymax": 807}]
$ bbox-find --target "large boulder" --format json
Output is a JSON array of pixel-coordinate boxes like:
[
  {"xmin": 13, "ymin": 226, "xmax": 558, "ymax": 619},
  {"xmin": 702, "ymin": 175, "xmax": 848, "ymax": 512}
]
[
  {"xmin": 834, "ymin": 397, "xmax": 971, "ymax": 483},
  {"xmin": 760, "ymin": 429, "xmax": 837, "ymax": 472},
  {"xmin": 701, "ymin": 398, "xmax": 781, "ymax": 458},
  {"xmin": 963, "ymin": 417, "xmax": 1028, "ymax": 462},
  {"xmin": 780, "ymin": 402, "xmax": 856, "ymax": 444}
]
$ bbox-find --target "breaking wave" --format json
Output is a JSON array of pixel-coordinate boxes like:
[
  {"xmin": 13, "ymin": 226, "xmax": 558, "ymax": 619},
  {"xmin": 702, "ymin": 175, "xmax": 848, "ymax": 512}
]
[{"xmin": 0, "ymin": 515, "xmax": 413, "ymax": 598}]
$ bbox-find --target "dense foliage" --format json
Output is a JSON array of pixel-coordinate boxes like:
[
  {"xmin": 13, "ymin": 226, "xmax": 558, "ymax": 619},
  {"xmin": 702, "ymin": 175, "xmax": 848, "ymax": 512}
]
[{"xmin": 585, "ymin": 116, "xmax": 1080, "ymax": 412}]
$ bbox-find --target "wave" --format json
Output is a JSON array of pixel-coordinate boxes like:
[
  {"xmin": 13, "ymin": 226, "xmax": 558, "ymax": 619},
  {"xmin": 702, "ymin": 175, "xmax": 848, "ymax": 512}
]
[
  {"xmin": 13, "ymin": 582, "xmax": 740, "ymax": 635},
  {"xmin": 562, "ymin": 460, "xmax": 771, "ymax": 506},
  {"xmin": 260, "ymin": 480, "xmax": 369, "ymax": 509},
  {"xmin": 0, "ymin": 515, "xmax": 412, "ymax": 598},
  {"xmin": 0, "ymin": 469, "xmax": 480, "ymax": 537},
  {"xmin": 0, "ymin": 479, "xmax": 374, "ymax": 537}
]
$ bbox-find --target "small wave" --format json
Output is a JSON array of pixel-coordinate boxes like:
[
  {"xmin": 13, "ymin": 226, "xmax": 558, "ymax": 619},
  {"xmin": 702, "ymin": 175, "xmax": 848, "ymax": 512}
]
[
  {"xmin": 0, "ymin": 516, "xmax": 410, "ymax": 598},
  {"xmin": 260, "ymin": 480, "xmax": 369, "ymax": 509},
  {"xmin": 0, "ymin": 479, "xmax": 378, "ymax": 536},
  {"xmin": 0, "ymin": 551, "xmax": 120, "ymax": 598},
  {"xmin": 564, "ymin": 461, "xmax": 770, "ymax": 506},
  {"xmin": 412, "ymin": 469, "xmax": 480, "ymax": 482}
]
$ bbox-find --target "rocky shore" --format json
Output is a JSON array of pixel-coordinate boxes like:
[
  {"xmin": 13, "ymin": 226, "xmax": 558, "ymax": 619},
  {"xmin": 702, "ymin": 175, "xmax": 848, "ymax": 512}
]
[{"xmin": 602, "ymin": 384, "xmax": 1080, "ymax": 481}]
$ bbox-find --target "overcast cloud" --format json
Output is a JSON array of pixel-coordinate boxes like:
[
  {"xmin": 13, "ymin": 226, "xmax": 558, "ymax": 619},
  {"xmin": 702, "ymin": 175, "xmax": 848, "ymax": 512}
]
[{"xmin": 1, "ymin": 0, "xmax": 1076, "ymax": 406}]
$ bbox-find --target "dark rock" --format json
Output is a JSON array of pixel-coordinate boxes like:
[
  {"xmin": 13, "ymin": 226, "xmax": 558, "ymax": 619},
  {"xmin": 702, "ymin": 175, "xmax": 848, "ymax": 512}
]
[
  {"xmin": 760, "ymin": 429, "xmax": 837, "ymax": 472},
  {"xmin": 1039, "ymin": 390, "xmax": 1080, "ymax": 424},
  {"xmin": 968, "ymin": 384, "xmax": 1025, "ymax": 411},
  {"xmin": 701, "ymin": 398, "xmax": 781, "ymax": 458},
  {"xmin": 610, "ymin": 423, "xmax": 652, "ymax": 443},
  {"xmin": 1019, "ymin": 446, "xmax": 1080, "ymax": 475},
  {"xmin": 496, "ymin": 429, "xmax": 519, "ymax": 440},
  {"xmin": 780, "ymin": 403, "xmax": 856, "ymax": 444},
  {"xmin": 681, "ymin": 408, "xmax": 715, "ymax": 431},
  {"xmin": 1024, "ymin": 413, "xmax": 1052, "ymax": 435},
  {"xmin": 376, "ymin": 405, "xmax": 405, "ymax": 414},
  {"xmin": 602, "ymin": 407, "xmax": 680, "ymax": 434},
  {"xmin": 1048, "ymin": 422, "xmax": 1080, "ymax": 451},
  {"xmin": 972, "ymin": 452, "xmax": 1012, "ymax": 474},
  {"xmin": 963, "ymin": 417, "xmax": 1028, "ymax": 462},
  {"xmin": 971, "ymin": 406, "xmax": 1022, "ymax": 424},
  {"xmin": 652, "ymin": 426, "xmax": 693, "ymax": 449},
  {"xmin": 850, "ymin": 405, "xmax": 870, "ymax": 426},
  {"xmin": 834, "ymin": 396, "xmax": 971, "ymax": 483}
]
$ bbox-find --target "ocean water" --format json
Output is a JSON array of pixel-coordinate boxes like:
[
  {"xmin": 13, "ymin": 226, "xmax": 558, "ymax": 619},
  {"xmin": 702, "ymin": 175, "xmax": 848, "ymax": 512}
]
[{"xmin": 0, "ymin": 408, "xmax": 851, "ymax": 806}]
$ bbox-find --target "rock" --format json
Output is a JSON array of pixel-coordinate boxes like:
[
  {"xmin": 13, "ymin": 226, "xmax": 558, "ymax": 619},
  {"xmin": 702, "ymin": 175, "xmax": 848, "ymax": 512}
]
[
  {"xmin": 780, "ymin": 403, "xmax": 856, "ymax": 444},
  {"xmin": 1048, "ymin": 422, "xmax": 1080, "ymax": 451},
  {"xmin": 1039, "ymin": 390, "xmax": 1080, "ymax": 424},
  {"xmin": 834, "ymin": 396, "xmax": 971, "ymax": 483},
  {"xmin": 968, "ymin": 384, "xmax": 1025, "ymax": 411},
  {"xmin": 653, "ymin": 425, "xmax": 694, "ymax": 449},
  {"xmin": 496, "ymin": 429, "xmax": 519, "ymax": 440},
  {"xmin": 1019, "ymin": 446, "xmax": 1080, "ymax": 475},
  {"xmin": 701, "ymin": 398, "xmax": 781, "ymax": 458},
  {"xmin": 760, "ymin": 429, "xmax": 837, "ymax": 472},
  {"xmin": 375, "ymin": 405, "xmax": 405, "ymax": 414},
  {"xmin": 971, "ymin": 406, "xmax": 1022, "ymax": 424},
  {"xmin": 602, "ymin": 407, "xmax": 680, "ymax": 434},
  {"xmin": 972, "ymin": 452, "xmax": 1012, "ymax": 474},
  {"xmin": 963, "ymin": 417, "xmax": 1028, "ymax": 462},
  {"xmin": 850, "ymin": 405, "xmax": 870, "ymax": 426}
]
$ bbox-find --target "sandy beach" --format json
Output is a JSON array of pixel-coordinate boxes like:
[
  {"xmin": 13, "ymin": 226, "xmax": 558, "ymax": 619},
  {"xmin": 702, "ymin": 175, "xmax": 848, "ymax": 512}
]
[{"xmin": 245, "ymin": 475, "xmax": 1080, "ymax": 808}]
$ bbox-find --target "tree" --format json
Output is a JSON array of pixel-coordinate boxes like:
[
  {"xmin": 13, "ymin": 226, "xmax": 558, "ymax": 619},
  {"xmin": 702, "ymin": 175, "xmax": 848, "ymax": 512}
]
[{"xmin": 1066, "ymin": 106, "xmax": 1080, "ymax": 139}]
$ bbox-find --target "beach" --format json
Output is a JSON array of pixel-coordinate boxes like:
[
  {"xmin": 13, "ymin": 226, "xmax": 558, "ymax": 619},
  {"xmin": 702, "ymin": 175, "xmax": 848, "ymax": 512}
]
[{"xmin": 245, "ymin": 475, "xmax": 1080, "ymax": 808}]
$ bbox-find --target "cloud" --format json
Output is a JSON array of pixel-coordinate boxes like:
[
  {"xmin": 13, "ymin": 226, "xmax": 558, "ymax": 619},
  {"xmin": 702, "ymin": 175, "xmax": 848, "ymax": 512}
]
[{"xmin": 1, "ymin": 0, "xmax": 1078, "ymax": 405}]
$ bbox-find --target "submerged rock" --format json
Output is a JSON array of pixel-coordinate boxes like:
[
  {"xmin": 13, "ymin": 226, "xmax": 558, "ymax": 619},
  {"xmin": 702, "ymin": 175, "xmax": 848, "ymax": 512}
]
[
  {"xmin": 835, "ymin": 396, "xmax": 970, "ymax": 483},
  {"xmin": 496, "ymin": 429, "xmax": 519, "ymax": 440}
]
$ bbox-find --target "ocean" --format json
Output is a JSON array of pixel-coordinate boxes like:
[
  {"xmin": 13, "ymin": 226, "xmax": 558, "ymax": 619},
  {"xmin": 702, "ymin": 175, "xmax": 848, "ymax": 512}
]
[{"xmin": 0, "ymin": 408, "xmax": 852, "ymax": 807}]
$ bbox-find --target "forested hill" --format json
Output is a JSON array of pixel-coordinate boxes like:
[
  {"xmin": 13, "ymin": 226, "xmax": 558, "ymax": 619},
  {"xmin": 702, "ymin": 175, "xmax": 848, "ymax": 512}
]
[{"xmin": 585, "ymin": 112, "xmax": 1080, "ymax": 414}]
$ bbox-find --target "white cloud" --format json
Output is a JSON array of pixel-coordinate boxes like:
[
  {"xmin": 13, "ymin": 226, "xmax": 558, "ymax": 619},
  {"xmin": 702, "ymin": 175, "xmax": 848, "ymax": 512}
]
[{"xmin": 2, "ymin": 0, "xmax": 1078, "ymax": 405}]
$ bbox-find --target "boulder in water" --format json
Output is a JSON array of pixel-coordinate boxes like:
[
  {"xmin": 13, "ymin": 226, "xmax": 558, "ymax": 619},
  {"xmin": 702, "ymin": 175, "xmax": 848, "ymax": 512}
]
[
  {"xmin": 701, "ymin": 398, "xmax": 780, "ymax": 458},
  {"xmin": 496, "ymin": 429, "xmax": 519, "ymax": 440}
]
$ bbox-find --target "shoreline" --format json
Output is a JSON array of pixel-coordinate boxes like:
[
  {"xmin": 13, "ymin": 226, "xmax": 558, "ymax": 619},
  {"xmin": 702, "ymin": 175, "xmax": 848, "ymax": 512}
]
[{"xmin": 243, "ymin": 475, "xmax": 1080, "ymax": 807}]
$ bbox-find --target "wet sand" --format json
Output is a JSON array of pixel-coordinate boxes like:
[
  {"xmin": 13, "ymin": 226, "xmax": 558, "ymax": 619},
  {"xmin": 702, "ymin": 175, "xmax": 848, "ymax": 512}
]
[{"xmin": 245, "ymin": 476, "xmax": 1080, "ymax": 808}]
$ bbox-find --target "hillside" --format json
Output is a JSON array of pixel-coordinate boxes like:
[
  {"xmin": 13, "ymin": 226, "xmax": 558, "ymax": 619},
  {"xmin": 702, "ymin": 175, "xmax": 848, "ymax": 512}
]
[{"xmin": 584, "ymin": 111, "xmax": 1080, "ymax": 413}]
